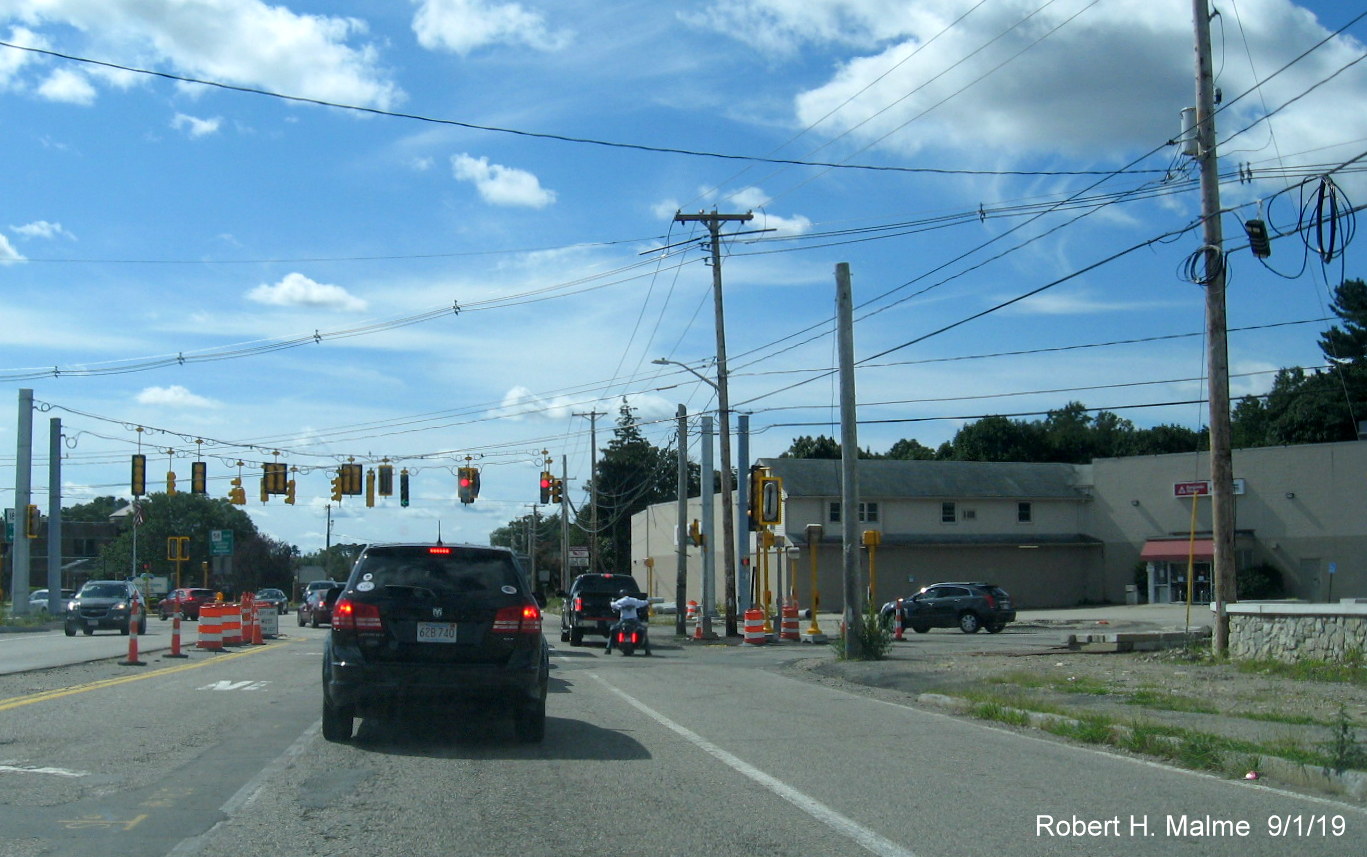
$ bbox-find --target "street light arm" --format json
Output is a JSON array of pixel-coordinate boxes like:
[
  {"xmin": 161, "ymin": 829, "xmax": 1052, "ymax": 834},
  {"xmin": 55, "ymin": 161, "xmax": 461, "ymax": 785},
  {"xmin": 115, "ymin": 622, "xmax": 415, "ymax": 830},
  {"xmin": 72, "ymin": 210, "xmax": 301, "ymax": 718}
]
[{"xmin": 651, "ymin": 357, "xmax": 719, "ymax": 391}]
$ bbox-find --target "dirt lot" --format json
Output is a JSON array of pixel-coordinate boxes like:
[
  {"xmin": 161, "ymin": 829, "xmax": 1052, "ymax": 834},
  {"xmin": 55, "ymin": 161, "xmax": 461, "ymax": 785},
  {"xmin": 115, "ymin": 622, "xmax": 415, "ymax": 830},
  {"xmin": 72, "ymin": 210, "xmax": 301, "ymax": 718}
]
[{"xmin": 794, "ymin": 635, "xmax": 1367, "ymax": 803}]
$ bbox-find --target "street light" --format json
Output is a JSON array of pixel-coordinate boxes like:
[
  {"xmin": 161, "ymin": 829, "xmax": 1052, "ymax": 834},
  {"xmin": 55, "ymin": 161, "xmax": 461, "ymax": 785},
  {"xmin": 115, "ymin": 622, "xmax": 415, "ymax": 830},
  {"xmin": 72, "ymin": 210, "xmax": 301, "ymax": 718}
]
[{"xmin": 653, "ymin": 356, "xmax": 737, "ymax": 635}]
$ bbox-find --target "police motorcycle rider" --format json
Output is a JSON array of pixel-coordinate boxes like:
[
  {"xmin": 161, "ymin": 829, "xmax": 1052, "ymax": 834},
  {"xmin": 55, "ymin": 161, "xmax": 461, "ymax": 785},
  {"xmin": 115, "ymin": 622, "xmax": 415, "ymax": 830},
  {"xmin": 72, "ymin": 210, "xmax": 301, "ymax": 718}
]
[{"xmin": 604, "ymin": 589, "xmax": 652, "ymax": 655}]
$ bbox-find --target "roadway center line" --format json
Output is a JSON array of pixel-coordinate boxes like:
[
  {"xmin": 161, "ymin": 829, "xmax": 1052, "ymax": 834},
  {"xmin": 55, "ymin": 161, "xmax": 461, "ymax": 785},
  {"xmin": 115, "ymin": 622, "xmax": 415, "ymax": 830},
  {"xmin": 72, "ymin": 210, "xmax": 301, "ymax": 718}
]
[{"xmin": 589, "ymin": 671, "xmax": 919, "ymax": 857}]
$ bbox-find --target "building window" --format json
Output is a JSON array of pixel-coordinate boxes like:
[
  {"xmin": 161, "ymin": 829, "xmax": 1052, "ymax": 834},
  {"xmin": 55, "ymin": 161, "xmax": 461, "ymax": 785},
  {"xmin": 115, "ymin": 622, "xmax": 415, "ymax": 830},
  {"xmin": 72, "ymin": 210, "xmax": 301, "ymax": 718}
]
[
  {"xmin": 941, "ymin": 501, "xmax": 956, "ymax": 523},
  {"xmin": 831, "ymin": 502, "xmax": 880, "ymax": 523},
  {"xmin": 1017, "ymin": 502, "xmax": 1033, "ymax": 524}
]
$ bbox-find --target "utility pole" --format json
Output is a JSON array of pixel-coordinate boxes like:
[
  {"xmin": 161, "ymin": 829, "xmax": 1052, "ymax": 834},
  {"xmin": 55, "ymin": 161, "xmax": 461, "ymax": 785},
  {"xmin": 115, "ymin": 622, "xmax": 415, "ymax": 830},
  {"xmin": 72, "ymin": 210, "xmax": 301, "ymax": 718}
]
[
  {"xmin": 836, "ymin": 263, "xmax": 865, "ymax": 658},
  {"xmin": 575, "ymin": 410, "xmax": 605, "ymax": 574},
  {"xmin": 1192, "ymin": 0, "xmax": 1236, "ymax": 655},
  {"xmin": 674, "ymin": 209, "xmax": 753, "ymax": 636},
  {"xmin": 675, "ymin": 404, "xmax": 689, "ymax": 637},
  {"xmin": 560, "ymin": 454, "xmax": 570, "ymax": 592},
  {"xmin": 11, "ymin": 388, "xmax": 33, "ymax": 615}
]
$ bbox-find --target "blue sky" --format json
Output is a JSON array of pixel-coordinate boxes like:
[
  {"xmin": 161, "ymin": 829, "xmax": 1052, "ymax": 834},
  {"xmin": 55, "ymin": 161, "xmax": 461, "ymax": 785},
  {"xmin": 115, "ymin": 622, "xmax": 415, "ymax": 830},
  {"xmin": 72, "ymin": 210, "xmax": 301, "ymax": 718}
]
[{"xmin": 1, "ymin": 0, "xmax": 1364, "ymax": 554}]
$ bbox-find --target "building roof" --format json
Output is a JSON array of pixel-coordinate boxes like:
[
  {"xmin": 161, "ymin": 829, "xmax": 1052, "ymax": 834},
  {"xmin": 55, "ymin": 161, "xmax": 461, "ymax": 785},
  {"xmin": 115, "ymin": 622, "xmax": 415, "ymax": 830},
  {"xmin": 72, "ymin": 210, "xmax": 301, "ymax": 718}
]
[{"xmin": 757, "ymin": 458, "xmax": 1089, "ymax": 501}]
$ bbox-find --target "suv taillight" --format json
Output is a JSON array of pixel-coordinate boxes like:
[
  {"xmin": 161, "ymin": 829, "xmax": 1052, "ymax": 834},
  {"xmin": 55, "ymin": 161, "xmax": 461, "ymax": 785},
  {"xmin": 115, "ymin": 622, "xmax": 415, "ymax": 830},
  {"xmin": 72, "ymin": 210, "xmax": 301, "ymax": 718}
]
[
  {"xmin": 332, "ymin": 598, "xmax": 383, "ymax": 633},
  {"xmin": 492, "ymin": 603, "xmax": 542, "ymax": 634},
  {"xmin": 572, "ymin": 596, "xmax": 583, "ymax": 612}
]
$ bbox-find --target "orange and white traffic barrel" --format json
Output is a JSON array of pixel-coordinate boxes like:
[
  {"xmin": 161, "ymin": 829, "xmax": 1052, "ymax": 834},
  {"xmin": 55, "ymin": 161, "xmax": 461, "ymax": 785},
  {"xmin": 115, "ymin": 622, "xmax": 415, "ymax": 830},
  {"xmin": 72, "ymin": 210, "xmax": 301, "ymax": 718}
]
[
  {"xmin": 743, "ymin": 609, "xmax": 767, "ymax": 645},
  {"xmin": 198, "ymin": 605, "xmax": 223, "ymax": 650},
  {"xmin": 779, "ymin": 601, "xmax": 800, "ymax": 641},
  {"xmin": 221, "ymin": 603, "xmax": 242, "ymax": 645}
]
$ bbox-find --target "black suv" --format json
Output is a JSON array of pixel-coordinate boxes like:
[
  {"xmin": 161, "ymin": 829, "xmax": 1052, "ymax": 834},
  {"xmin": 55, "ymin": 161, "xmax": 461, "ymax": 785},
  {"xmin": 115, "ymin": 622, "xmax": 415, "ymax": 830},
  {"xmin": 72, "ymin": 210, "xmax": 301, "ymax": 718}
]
[
  {"xmin": 880, "ymin": 582, "xmax": 1015, "ymax": 634},
  {"xmin": 64, "ymin": 580, "xmax": 147, "ymax": 636},
  {"xmin": 322, "ymin": 543, "xmax": 549, "ymax": 743},
  {"xmin": 560, "ymin": 573, "xmax": 644, "ymax": 646}
]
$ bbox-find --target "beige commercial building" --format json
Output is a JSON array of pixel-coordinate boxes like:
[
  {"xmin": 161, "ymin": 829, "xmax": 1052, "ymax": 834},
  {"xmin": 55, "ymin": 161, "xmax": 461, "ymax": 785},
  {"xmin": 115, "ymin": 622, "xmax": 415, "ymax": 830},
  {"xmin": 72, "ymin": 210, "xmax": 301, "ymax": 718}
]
[{"xmin": 629, "ymin": 440, "xmax": 1367, "ymax": 612}]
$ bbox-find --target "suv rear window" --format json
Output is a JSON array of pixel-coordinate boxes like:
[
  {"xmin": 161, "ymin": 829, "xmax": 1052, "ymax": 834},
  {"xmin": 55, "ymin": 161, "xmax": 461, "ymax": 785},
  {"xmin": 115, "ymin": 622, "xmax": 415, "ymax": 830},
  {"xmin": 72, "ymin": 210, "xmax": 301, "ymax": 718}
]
[
  {"xmin": 573, "ymin": 575, "xmax": 642, "ymax": 595},
  {"xmin": 351, "ymin": 545, "xmax": 524, "ymax": 595}
]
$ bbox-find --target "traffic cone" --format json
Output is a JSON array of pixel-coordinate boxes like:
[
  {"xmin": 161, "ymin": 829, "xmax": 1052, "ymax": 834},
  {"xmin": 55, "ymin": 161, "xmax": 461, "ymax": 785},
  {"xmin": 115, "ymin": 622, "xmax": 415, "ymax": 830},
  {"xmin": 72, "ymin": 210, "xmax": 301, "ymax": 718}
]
[{"xmin": 893, "ymin": 598, "xmax": 905, "ymax": 641}]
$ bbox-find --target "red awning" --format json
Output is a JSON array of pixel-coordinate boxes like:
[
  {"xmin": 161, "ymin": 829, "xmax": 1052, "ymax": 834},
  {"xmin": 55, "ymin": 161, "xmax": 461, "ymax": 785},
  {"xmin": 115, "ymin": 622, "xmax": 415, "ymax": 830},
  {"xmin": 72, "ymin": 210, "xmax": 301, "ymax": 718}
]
[{"xmin": 1140, "ymin": 538, "xmax": 1214, "ymax": 562}]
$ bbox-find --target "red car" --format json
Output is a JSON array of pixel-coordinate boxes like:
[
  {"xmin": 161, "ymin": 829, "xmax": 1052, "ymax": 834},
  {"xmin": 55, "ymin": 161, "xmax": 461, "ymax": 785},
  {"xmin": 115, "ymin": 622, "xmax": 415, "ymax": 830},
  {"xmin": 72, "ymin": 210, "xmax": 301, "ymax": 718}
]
[
  {"xmin": 296, "ymin": 584, "xmax": 344, "ymax": 628},
  {"xmin": 158, "ymin": 588, "xmax": 216, "ymax": 620}
]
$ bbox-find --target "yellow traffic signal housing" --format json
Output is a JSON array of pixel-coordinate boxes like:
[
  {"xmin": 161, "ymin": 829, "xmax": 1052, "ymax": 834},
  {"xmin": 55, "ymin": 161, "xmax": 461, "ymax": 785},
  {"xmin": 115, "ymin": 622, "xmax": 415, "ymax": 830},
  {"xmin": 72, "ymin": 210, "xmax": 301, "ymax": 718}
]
[
  {"xmin": 330, "ymin": 473, "xmax": 344, "ymax": 502},
  {"xmin": 263, "ymin": 462, "xmax": 288, "ymax": 495},
  {"xmin": 377, "ymin": 464, "xmax": 394, "ymax": 497},
  {"xmin": 550, "ymin": 477, "xmax": 563, "ymax": 504},
  {"xmin": 191, "ymin": 461, "xmax": 207, "ymax": 494},
  {"xmin": 366, "ymin": 468, "xmax": 376, "ymax": 508},
  {"xmin": 25, "ymin": 504, "xmax": 40, "ymax": 538},
  {"xmin": 285, "ymin": 479, "xmax": 296, "ymax": 505},
  {"xmin": 166, "ymin": 471, "xmax": 178, "ymax": 495},
  {"xmin": 341, "ymin": 463, "xmax": 364, "ymax": 496},
  {"xmin": 131, "ymin": 454, "xmax": 147, "ymax": 497},
  {"xmin": 757, "ymin": 475, "xmax": 783, "ymax": 527},
  {"xmin": 229, "ymin": 477, "xmax": 246, "ymax": 505}
]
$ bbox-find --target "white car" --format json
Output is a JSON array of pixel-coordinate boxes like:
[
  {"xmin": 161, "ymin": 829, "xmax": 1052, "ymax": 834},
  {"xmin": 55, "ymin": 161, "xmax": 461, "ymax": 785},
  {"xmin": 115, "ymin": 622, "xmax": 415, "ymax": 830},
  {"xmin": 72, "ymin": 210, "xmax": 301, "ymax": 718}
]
[{"xmin": 27, "ymin": 588, "xmax": 75, "ymax": 613}]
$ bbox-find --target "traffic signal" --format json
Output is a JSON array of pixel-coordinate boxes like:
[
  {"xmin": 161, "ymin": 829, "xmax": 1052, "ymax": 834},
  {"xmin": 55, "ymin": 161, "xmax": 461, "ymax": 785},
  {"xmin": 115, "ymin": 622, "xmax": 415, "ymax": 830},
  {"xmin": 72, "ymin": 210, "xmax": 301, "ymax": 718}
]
[
  {"xmin": 365, "ymin": 468, "xmax": 376, "ymax": 508},
  {"xmin": 131, "ymin": 454, "xmax": 146, "ymax": 497},
  {"xmin": 377, "ymin": 464, "xmax": 394, "ymax": 497},
  {"xmin": 263, "ymin": 462, "xmax": 288, "ymax": 495},
  {"xmin": 166, "ymin": 471, "xmax": 178, "ymax": 495},
  {"xmin": 229, "ymin": 477, "xmax": 246, "ymax": 505},
  {"xmin": 285, "ymin": 479, "xmax": 296, "ymax": 505},
  {"xmin": 341, "ymin": 463, "xmax": 363, "ymax": 496},
  {"xmin": 260, "ymin": 477, "xmax": 269, "ymax": 504},
  {"xmin": 458, "ymin": 467, "xmax": 480, "ymax": 504},
  {"xmin": 746, "ymin": 465, "xmax": 764, "ymax": 531},
  {"xmin": 539, "ymin": 471, "xmax": 552, "ymax": 504},
  {"xmin": 757, "ymin": 474, "xmax": 783, "ymax": 527},
  {"xmin": 399, "ymin": 469, "xmax": 410, "ymax": 507},
  {"xmin": 25, "ymin": 504, "xmax": 40, "ymax": 538},
  {"xmin": 550, "ymin": 477, "xmax": 563, "ymax": 504},
  {"xmin": 330, "ymin": 472, "xmax": 344, "ymax": 502},
  {"xmin": 191, "ymin": 461, "xmax": 207, "ymax": 494}
]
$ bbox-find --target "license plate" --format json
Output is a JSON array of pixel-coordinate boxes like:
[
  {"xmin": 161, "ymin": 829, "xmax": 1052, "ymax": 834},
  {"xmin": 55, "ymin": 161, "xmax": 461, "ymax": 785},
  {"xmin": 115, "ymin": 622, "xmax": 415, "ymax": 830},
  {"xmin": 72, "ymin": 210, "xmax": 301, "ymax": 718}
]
[{"xmin": 416, "ymin": 622, "xmax": 459, "ymax": 643}]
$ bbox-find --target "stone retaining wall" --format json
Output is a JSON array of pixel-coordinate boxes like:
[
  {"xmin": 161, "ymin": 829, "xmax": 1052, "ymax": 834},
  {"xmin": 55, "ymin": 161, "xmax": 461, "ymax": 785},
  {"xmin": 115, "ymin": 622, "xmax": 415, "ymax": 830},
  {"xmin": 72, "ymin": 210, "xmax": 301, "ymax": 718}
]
[{"xmin": 1228, "ymin": 601, "xmax": 1367, "ymax": 663}]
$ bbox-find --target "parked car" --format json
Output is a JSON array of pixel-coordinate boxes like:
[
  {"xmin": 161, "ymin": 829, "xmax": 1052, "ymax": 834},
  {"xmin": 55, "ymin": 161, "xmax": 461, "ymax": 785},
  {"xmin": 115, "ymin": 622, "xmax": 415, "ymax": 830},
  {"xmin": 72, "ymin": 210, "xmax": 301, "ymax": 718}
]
[
  {"xmin": 322, "ymin": 543, "xmax": 549, "ymax": 743},
  {"xmin": 254, "ymin": 588, "xmax": 289, "ymax": 614},
  {"xmin": 28, "ymin": 588, "xmax": 75, "ymax": 613},
  {"xmin": 880, "ymin": 582, "xmax": 1016, "ymax": 634},
  {"xmin": 158, "ymin": 588, "xmax": 216, "ymax": 620},
  {"xmin": 559, "ymin": 573, "xmax": 644, "ymax": 646},
  {"xmin": 65, "ymin": 580, "xmax": 147, "ymax": 636},
  {"xmin": 297, "ymin": 584, "xmax": 344, "ymax": 628}
]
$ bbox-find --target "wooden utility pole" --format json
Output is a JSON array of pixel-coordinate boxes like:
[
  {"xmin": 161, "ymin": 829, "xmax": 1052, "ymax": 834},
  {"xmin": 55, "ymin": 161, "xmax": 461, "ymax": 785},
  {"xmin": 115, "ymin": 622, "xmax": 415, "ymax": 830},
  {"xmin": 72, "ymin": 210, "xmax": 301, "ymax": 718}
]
[
  {"xmin": 674, "ymin": 210, "xmax": 753, "ymax": 636},
  {"xmin": 836, "ymin": 263, "xmax": 865, "ymax": 658},
  {"xmin": 1192, "ymin": 0, "xmax": 1236, "ymax": 655}
]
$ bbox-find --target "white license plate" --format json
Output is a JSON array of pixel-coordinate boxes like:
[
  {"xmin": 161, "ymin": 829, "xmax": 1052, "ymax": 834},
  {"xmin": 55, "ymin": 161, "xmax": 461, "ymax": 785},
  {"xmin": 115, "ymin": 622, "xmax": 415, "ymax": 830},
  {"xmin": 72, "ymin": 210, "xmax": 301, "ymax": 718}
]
[{"xmin": 416, "ymin": 622, "xmax": 459, "ymax": 643}]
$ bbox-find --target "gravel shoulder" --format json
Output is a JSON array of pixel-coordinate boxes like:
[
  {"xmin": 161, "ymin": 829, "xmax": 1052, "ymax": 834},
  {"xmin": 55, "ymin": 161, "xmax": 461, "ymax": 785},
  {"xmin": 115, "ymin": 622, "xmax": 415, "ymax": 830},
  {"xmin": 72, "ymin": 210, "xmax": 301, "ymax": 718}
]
[{"xmin": 791, "ymin": 630, "xmax": 1367, "ymax": 804}]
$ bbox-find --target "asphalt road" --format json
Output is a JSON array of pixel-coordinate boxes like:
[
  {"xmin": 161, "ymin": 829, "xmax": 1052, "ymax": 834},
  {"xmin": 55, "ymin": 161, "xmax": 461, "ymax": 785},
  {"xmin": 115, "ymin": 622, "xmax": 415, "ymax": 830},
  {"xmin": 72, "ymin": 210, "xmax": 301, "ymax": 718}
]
[{"xmin": 0, "ymin": 614, "xmax": 1361, "ymax": 857}]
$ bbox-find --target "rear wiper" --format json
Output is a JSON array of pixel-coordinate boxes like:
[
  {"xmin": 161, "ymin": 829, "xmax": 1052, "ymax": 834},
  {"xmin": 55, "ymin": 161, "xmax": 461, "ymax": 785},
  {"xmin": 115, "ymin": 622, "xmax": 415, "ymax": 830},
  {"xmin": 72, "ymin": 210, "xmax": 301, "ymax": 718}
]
[{"xmin": 383, "ymin": 584, "xmax": 437, "ymax": 600}]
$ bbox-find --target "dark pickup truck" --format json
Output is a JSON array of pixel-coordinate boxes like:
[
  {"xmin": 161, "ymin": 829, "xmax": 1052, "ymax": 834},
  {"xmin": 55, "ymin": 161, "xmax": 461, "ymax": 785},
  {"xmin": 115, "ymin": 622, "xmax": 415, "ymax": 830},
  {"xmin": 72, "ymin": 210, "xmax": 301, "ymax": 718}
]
[{"xmin": 560, "ymin": 573, "xmax": 644, "ymax": 646}]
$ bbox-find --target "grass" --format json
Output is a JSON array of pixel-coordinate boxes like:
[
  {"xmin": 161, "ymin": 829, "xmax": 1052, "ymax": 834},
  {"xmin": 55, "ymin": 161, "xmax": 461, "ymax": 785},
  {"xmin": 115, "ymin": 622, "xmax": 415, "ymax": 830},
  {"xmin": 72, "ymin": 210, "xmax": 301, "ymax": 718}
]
[
  {"xmin": 1236, "ymin": 657, "xmax": 1367, "ymax": 686},
  {"xmin": 959, "ymin": 688, "xmax": 1367, "ymax": 776}
]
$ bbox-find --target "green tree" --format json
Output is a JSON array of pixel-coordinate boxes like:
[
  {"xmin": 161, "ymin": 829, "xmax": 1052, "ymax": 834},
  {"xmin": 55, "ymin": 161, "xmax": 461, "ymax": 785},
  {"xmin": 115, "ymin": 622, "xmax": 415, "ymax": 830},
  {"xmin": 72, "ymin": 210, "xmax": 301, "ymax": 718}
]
[
  {"xmin": 780, "ymin": 435, "xmax": 843, "ymax": 459},
  {"xmin": 491, "ymin": 512, "xmax": 565, "ymax": 592},
  {"xmin": 591, "ymin": 401, "xmax": 680, "ymax": 574},
  {"xmin": 885, "ymin": 438, "xmax": 937, "ymax": 460},
  {"xmin": 64, "ymin": 496, "xmax": 129, "ymax": 523},
  {"xmin": 93, "ymin": 492, "xmax": 259, "ymax": 591},
  {"xmin": 944, "ymin": 415, "xmax": 1046, "ymax": 461}
]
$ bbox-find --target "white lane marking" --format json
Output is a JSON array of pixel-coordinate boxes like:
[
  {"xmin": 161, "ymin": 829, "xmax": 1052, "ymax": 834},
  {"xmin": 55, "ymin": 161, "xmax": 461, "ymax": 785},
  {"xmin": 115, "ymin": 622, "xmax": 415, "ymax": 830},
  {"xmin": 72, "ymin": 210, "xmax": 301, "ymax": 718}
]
[
  {"xmin": 589, "ymin": 672, "xmax": 919, "ymax": 857},
  {"xmin": 197, "ymin": 680, "xmax": 269, "ymax": 692},
  {"xmin": 0, "ymin": 761, "xmax": 90, "ymax": 778}
]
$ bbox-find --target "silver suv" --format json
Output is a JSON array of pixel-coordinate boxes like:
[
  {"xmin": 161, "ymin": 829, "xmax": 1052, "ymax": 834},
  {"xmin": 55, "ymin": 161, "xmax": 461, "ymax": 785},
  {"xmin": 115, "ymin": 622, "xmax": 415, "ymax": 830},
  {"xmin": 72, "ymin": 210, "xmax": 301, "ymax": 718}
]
[{"xmin": 64, "ymin": 580, "xmax": 146, "ymax": 636}]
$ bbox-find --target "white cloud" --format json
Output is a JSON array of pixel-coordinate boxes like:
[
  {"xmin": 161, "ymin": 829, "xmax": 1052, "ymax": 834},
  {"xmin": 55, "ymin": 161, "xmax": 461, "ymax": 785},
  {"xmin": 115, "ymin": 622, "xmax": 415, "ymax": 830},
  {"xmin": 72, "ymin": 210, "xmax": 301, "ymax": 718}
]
[
  {"xmin": 411, "ymin": 0, "xmax": 571, "ymax": 55},
  {"xmin": 11, "ymin": 220, "xmax": 75, "ymax": 240},
  {"xmin": 0, "ymin": 234, "xmax": 24, "ymax": 263},
  {"xmin": 37, "ymin": 67, "xmax": 96, "ymax": 104},
  {"xmin": 246, "ymin": 273, "xmax": 368, "ymax": 312},
  {"xmin": 5, "ymin": 0, "xmax": 400, "ymax": 108},
  {"xmin": 135, "ymin": 385, "xmax": 216, "ymax": 408},
  {"xmin": 171, "ymin": 113, "xmax": 222, "ymax": 138},
  {"xmin": 451, "ymin": 154, "xmax": 556, "ymax": 208}
]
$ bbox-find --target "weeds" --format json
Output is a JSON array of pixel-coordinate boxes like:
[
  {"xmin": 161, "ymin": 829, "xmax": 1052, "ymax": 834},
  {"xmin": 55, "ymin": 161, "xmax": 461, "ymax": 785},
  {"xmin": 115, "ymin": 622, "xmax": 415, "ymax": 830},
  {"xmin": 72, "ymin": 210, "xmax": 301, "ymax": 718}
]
[
  {"xmin": 831, "ymin": 606, "xmax": 893, "ymax": 661},
  {"xmin": 970, "ymin": 701, "xmax": 1031, "ymax": 727},
  {"xmin": 1322, "ymin": 706, "xmax": 1367, "ymax": 775},
  {"xmin": 1126, "ymin": 688, "xmax": 1218, "ymax": 714},
  {"xmin": 1236, "ymin": 658, "xmax": 1367, "ymax": 685}
]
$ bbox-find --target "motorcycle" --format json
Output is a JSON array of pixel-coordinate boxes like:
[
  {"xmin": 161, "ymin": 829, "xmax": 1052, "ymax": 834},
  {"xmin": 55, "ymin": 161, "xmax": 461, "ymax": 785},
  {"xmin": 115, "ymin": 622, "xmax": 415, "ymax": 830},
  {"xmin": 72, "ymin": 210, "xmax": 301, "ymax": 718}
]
[{"xmin": 608, "ymin": 614, "xmax": 650, "ymax": 656}]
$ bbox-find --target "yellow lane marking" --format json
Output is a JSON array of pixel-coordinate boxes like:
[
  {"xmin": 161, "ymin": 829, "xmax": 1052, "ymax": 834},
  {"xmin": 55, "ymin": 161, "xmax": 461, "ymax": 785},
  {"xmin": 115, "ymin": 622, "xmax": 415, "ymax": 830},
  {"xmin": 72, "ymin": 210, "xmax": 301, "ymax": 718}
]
[
  {"xmin": 0, "ymin": 639, "xmax": 303, "ymax": 712},
  {"xmin": 59, "ymin": 813, "xmax": 148, "ymax": 831}
]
